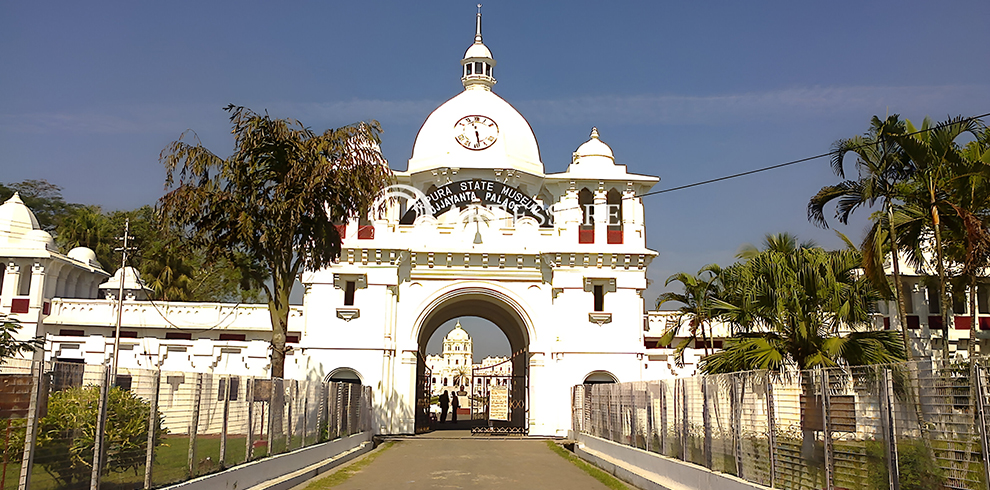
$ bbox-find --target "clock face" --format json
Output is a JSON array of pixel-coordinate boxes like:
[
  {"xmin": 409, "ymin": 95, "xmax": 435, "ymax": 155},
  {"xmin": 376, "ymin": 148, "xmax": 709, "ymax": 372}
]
[{"xmin": 454, "ymin": 115, "xmax": 499, "ymax": 150}]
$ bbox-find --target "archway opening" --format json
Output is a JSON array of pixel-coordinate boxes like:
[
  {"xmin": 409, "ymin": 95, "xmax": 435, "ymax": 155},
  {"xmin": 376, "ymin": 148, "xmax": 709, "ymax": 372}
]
[
  {"xmin": 326, "ymin": 368, "xmax": 362, "ymax": 385},
  {"xmin": 414, "ymin": 291, "xmax": 531, "ymax": 434},
  {"xmin": 583, "ymin": 371, "xmax": 618, "ymax": 385}
]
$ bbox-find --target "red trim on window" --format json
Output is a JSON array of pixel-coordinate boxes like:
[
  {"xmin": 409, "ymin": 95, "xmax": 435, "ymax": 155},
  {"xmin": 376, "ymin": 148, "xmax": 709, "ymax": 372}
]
[
  {"xmin": 954, "ymin": 316, "xmax": 971, "ymax": 330},
  {"xmin": 883, "ymin": 317, "xmax": 890, "ymax": 330},
  {"xmin": 10, "ymin": 298, "xmax": 29, "ymax": 314},
  {"xmin": 578, "ymin": 229, "xmax": 594, "ymax": 244},
  {"xmin": 59, "ymin": 329, "xmax": 84, "ymax": 337},
  {"xmin": 220, "ymin": 333, "xmax": 246, "ymax": 341},
  {"xmin": 165, "ymin": 332, "xmax": 193, "ymax": 340},
  {"xmin": 357, "ymin": 225, "xmax": 374, "ymax": 239},
  {"xmin": 42, "ymin": 301, "xmax": 51, "ymax": 316},
  {"xmin": 286, "ymin": 334, "xmax": 300, "ymax": 344},
  {"xmin": 607, "ymin": 229, "xmax": 623, "ymax": 244}
]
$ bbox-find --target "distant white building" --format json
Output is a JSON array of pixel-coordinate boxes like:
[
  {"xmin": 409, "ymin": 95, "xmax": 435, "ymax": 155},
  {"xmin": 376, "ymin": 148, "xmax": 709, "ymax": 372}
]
[{"xmin": 425, "ymin": 321, "xmax": 510, "ymax": 396}]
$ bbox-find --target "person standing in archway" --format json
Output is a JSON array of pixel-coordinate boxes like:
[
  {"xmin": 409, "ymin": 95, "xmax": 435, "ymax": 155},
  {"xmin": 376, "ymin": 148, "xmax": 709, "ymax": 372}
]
[
  {"xmin": 439, "ymin": 390, "xmax": 449, "ymax": 424},
  {"xmin": 451, "ymin": 391, "xmax": 460, "ymax": 424}
]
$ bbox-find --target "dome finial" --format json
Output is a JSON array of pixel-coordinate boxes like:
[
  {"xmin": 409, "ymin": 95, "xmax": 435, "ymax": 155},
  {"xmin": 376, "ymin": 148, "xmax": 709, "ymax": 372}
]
[
  {"xmin": 476, "ymin": 4, "xmax": 483, "ymax": 42},
  {"xmin": 591, "ymin": 127, "xmax": 600, "ymax": 139}
]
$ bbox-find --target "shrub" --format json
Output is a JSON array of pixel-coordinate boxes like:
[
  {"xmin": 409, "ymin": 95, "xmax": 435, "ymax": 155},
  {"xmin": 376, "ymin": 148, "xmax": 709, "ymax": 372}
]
[
  {"xmin": 866, "ymin": 439, "xmax": 946, "ymax": 490},
  {"xmin": 35, "ymin": 385, "xmax": 167, "ymax": 489}
]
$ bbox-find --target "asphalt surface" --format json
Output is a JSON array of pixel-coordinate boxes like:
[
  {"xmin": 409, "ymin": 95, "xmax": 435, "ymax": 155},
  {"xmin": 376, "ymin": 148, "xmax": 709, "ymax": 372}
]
[{"xmin": 307, "ymin": 432, "xmax": 618, "ymax": 489}]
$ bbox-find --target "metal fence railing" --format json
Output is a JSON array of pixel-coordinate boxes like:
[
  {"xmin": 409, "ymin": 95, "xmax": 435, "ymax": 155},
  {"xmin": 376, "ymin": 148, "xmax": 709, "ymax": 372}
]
[
  {"xmin": 0, "ymin": 359, "xmax": 372, "ymax": 490},
  {"xmin": 572, "ymin": 357, "xmax": 990, "ymax": 490}
]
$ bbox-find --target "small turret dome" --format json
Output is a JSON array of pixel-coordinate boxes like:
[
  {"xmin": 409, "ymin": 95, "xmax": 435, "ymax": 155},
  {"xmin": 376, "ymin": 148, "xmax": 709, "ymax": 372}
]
[
  {"xmin": 572, "ymin": 127, "xmax": 615, "ymax": 167},
  {"xmin": 460, "ymin": 6, "xmax": 497, "ymax": 91},
  {"xmin": 24, "ymin": 229, "xmax": 56, "ymax": 251},
  {"xmin": 0, "ymin": 192, "xmax": 41, "ymax": 242},
  {"xmin": 445, "ymin": 321, "xmax": 471, "ymax": 341},
  {"xmin": 68, "ymin": 247, "xmax": 103, "ymax": 269}
]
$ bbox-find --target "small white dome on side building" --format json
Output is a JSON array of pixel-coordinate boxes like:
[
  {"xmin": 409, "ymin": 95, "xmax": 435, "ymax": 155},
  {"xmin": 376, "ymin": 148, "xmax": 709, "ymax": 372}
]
[
  {"xmin": 0, "ymin": 193, "xmax": 42, "ymax": 244},
  {"xmin": 68, "ymin": 247, "xmax": 103, "ymax": 269}
]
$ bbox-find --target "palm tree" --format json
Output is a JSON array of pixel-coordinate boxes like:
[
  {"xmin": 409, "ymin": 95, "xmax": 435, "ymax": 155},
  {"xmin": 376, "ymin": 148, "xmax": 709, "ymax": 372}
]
[
  {"xmin": 808, "ymin": 115, "xmax": 915, "ymax": 358},
  {"xmin": 892, "ymin": 116, "xmax": 986, "ymax": 359},
  {"xmin": 941, "ymin": 125, "xmax": 990, "ymax": 358},
  {"xmin": 656, "ymin": 264, "xmax": 723, "ymax": 365},
  {"xmin": 701, "ymin": 233, "xmax": 906, "ymax": 375}
]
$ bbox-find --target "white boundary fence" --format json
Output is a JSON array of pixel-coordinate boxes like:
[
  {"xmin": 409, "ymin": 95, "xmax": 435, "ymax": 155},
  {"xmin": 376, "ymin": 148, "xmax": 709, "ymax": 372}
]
[
  {"xmin": 0, "ymin": 359, "xmax": 372, "ymax": 490},
  {"xmin": 573, "ymin": 358, "xmax": 990, "ymax": 490}
]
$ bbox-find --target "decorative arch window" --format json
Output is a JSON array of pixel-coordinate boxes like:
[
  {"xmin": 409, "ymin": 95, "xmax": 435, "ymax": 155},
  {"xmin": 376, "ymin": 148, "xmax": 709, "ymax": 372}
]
[
  {"xmin": 578, "ymin": 188, "xmax": 594, "ymax": 244},
  {"xmin": 443, "ymin": 377, "xmax": 448, "ymax": 385},
  {"xmin": 606, "ymin": 188, "xmax": 623, "ymax": 244}
]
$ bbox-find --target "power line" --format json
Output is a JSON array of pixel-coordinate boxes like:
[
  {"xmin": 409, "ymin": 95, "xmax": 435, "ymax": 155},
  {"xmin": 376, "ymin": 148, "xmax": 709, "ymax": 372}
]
[{"xmin": 636, "ymin": 111, "xmax": 990, "ymax": 198}]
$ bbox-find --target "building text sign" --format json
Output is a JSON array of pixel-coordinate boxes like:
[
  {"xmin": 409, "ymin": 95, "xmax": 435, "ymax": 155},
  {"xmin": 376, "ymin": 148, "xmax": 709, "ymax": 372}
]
[{"xmin": 400, "ymin": 179, "xmax": 553, "ymax": 226}]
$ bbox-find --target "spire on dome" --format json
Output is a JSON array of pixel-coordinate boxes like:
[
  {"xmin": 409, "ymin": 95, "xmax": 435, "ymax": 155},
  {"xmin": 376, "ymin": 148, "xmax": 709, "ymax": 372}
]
[
  {"xmin": 461, "ymin": 5, "xmax": 496, "ymax": 91},
  {"xmin": 475, "ymin": 4, "xmax": 483, "ymax": 43}
]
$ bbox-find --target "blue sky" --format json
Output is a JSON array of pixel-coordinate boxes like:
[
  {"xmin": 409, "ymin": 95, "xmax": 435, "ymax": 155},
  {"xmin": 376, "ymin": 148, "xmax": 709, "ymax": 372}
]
[{"xmin": 3, "ymin": 2, "xmax": 989, "ymax": 358}]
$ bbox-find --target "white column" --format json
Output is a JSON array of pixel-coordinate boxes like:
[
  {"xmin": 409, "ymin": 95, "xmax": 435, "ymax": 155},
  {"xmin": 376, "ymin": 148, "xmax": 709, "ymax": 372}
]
[
  {"xmin": 1, "ymin": 262, "xmax": 20, "ymax": 309},
  {"xmin": 593, "ymin": 183, "xmax": 608, "ymax": 245}
]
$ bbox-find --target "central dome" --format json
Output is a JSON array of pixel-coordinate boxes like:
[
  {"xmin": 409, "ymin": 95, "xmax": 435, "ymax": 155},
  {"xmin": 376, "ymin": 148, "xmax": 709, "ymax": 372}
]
[
  {"xmin": 406, "ymin": 8, "xmax": 543, "ymax": 176},
  {"xmin": 408, "ymin": 90, "xmax": 543, "ymax": 175}
]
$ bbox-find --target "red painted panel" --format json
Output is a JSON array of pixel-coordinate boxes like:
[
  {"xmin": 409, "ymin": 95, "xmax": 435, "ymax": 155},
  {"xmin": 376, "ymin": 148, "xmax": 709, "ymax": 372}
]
[
  {"xmin": 883, "ymin": 317, "xmax": 890, "ymax": 330},
  {"xmin": 334, "ymin": 224, "xmax": 346, "ymax": 238},
  {"xmin": 357, "ymin": 225, "xmax": 374, "ymax": 239},
  {"xmin": 955, "ymin": 316, "xmax": 971, "ymax": 330},
  {"xmin": 980, "ymin": 317, "xmax": 990, "ymax": 330},
  {"xmin": 607, "ymin": 229, "xmax": 623, "ymax": 244},
  {"xmin": 10, "ymin": 298, "xmax": 29, "ymax": 314},
  {"xmin": 929, "ymin": 316, "xmax": 944, "ymax": 329},
  {"xmin": 42, "ymin": 302, "xmax": 50, "ymax": 316},
  {"xmin": 578, "ymin": 229, "xmax": 594, "ymax": 244}
]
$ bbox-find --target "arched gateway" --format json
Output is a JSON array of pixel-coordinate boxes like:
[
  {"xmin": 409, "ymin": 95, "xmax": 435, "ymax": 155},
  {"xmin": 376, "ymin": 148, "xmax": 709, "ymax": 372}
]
[
  {"xmin": 414, "ymin": 286, "xmax": 533, "ymax": 433},
  {"xmin": 298, "ymin": 9, "xmax": 659, "ymax": 436}
]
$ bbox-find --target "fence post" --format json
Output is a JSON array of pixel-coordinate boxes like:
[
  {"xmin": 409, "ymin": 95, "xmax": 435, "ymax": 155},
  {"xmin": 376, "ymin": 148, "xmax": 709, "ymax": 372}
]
[
  {"xmin": 302, "ymin": 382, "xmax": 309, "ymax": 447},
  {"xmin": 765, "ymin": 371, "xmax": 776, "ymax": 489},
  {"xmin": 219, "ymin": 376, "xmax": 230, "ymax": 468},
  {"xmin": 702, "ymin": 377, "xmax": 712, "ymax": 469},
  {"xmin": 285, "ymin": 381, "xmax": 293, "ymax": 452},
  {"xmin": 820, "ymin": 369, "xmax": 834, "ymax": 490},
  {"xmin": 681, "ymin": 378, "xmax": 688, "ymax": 461},
  {"xmin": 144, "ymin": 369, "xmax": 161, "ymax": 489},
  {"xmin": 660, "ymin": 381, "xmax": 668, "ymax": 456},
  {"xmin": 187, "ymin": 373, "xmax": 202, "ymax": 478},
  {"xmin": 18, "ymin": 358, "xmax": 46, "ymax": 490},
  {"xmin": 90, "ymin": 365, "xmax": 110, "ymax": 490},
  {"xmin": 245, "ymin": 378, "xmax": 255, "ymax": 462},
  {"xmin": 733, "ymin": 374, "xmax": 744, "ymax": 479},
  {"xmin": 881, "ymin": 368, "xmax": 901, "ymax": 490},
  {"xmin": 974, "ymin": 362, "xmax": 990, "ymax": 490}
]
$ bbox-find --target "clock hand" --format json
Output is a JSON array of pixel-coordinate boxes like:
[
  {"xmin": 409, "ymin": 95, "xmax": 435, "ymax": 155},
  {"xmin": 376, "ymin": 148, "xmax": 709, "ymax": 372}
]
[{"xmin": 475, "ymin": 131, "xmax": 481, "ymax": 144}]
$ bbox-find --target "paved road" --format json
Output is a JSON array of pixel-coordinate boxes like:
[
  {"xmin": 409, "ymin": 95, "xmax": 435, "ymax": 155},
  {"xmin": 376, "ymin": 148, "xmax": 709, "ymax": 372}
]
[{"xmin": 316, "ymin": 433, "xmax": 617, "ymax": 490}]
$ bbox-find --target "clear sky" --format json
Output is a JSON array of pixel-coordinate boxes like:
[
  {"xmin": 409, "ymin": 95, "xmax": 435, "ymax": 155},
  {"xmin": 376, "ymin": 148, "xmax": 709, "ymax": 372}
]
[{"xmin": 3, "ymin": 1, "xmax": 989, "ymax": 353}]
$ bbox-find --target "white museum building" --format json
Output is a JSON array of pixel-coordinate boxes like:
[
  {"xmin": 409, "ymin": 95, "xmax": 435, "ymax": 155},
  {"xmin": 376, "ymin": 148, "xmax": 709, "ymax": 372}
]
[{"xmin": 0, "ymin": 13, "xmax": 738, "ymax": 437}]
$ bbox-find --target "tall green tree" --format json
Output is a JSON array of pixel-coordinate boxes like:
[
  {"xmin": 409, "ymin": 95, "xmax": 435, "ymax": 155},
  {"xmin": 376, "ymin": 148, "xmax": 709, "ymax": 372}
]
[
  {"xmin": 808, "ymin": 115, "xmax": 915, "ymax": 358},
  {"xmin": 891, "ymin": 116, "xmax": 986, "ymax": 359},
  {"xmin": 656, "ymin": 264, "xmax": 723, "ymax": 364},
  {"xmin": 159, "ymin": 105, "xmax": 393, "ymax": 377},
  {"xmin": 701, "ymin": 233, "xmax": 906, "ymax": 375}
]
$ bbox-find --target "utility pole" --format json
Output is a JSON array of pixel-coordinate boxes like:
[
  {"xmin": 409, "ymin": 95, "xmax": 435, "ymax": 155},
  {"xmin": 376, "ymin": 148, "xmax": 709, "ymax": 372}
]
[
  {"xmin": 91, "ymin": 219, "xmax": 135, "ymax": 490},
  {"xmin": 111, "ymin": 218, "xmax": 135, "ymax": 382}
]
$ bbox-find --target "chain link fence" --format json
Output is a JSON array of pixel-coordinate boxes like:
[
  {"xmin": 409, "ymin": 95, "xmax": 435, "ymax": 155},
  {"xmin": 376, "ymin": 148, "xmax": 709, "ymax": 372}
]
[
  {"xmin": 573, "ymin": 357, "xmax": 990, "ymax": 490},
  {"xmin": 0, "ymin": 359, "xmax": 372, "ymax": 490}
]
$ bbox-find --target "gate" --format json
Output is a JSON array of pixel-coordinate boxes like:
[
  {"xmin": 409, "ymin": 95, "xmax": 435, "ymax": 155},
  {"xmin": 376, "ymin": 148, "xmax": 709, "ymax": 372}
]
[
  {"xmin": 415, "ymin": 353, "xmax": 433, "ymax": 434},
  {"xmin": 470, "ymin": 351, "xmax": 528, "ymax": 435}
]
